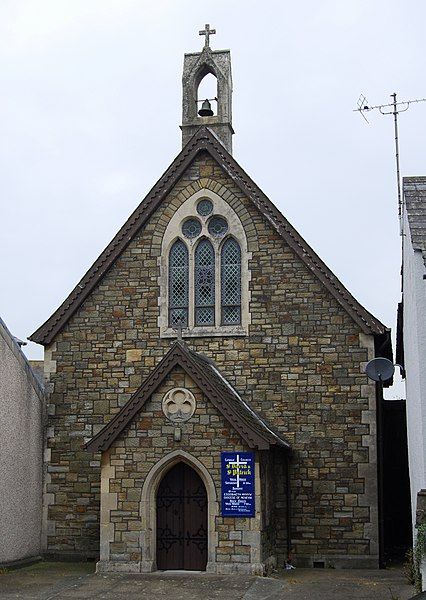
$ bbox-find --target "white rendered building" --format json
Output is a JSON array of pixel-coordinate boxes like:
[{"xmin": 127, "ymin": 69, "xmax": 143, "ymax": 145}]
[{"xmin": 398, "ymin": 177, "xmax": 426, "ymax": 588}]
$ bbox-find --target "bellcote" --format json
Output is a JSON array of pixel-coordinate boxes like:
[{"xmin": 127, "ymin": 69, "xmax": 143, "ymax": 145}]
[{"xmin": 181, "ymin": 25, "xmax": 234, "ymax": 154}]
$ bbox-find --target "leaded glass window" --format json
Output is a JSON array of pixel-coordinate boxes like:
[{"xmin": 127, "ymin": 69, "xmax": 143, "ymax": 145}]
[
  {"xmin": 195, "ymin": 239, "xmax": 215, "ymax": 326},
  {"xmin": 182, "ymin": 218, "xmax": 202, "ymax": 239},
  {"xmin": 208, "ymin": 216, "xmax": 228, "ymax": 237},
  {"xmin": 221, "ymin": 238, "xmax": 241, "ymax": 325},
  {"xmin": 169, "ymin": 239, "xmax": 189, "ymax": 326},
  {"xmin": 197, "ymin": 198, "xmax": 213, "ymax": 216}
]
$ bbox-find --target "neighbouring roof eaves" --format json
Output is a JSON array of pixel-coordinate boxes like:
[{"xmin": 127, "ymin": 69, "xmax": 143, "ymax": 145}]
[
  {"xmin": 0, "ymin": 316, "xmax": 45, "ymax": 401},
  {"xmin": 404, "ymin": 177, "xmax": 426, "ymax": 269},
  {"xmin": 30, "ymin": 127, "xmax": 387, "ymax": 345},
  {"xmin": 85, "ymin": 341, "xmax": 292, "ymax": 453}
]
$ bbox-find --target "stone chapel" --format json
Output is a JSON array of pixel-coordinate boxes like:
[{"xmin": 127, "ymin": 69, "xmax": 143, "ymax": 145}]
[{"xmin": 30, "ymin": 28, "xmax": 393, "ymax": 574}]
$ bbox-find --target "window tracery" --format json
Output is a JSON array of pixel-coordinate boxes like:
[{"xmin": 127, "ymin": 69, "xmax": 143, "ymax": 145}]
[
  {"xmin": 160, "ymin": 189, "xmax": 251, "ymax": 337},
  {"xmin": 182, "ymin": 218, "xmax": 202, "ymax": 239},
  {"xmin": 196, "ymin": 198, "xmax": 213, "ymax": 216},
  {"xmin": 208, "ymin": 216, "xmax": 228, "ymax": 237}
]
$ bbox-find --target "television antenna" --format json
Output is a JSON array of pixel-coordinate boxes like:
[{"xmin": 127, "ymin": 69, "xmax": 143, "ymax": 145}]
[{"xmin": 354, "ymin": 93, "xmax": 426, "ymax": 231}]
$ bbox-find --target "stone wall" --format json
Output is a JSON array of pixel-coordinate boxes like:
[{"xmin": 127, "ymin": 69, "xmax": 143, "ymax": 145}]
[
  {"xmin": 43, "ymin": 151, "xmax": 378, "ymax": 566},
  {"xmin": 97, "ymin": 367, "xmax": 265, "ymax": 574},
  {"xmin": 259, "ymin": 450, "xmax": 280, "ymax": 572},
  {"xmin": 273, "ymin": 452, "xmax": 290, "ymax": 566}
]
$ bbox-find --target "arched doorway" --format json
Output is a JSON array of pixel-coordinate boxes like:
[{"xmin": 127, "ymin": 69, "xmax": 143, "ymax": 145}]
[{"xmin": 156, "ymin": 462, "xmax": 207, "ymax": 570}]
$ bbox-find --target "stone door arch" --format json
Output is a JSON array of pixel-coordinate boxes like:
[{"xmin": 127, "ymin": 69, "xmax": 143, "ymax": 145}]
[{"xmin": 139, "ymin": 450, "xmax": 219, "ymax": 573}]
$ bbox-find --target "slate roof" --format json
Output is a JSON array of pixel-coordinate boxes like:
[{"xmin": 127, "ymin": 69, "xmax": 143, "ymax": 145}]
[
  {"xmin": 30, "ymin": 127, "xmax": 389, "ymax": 345},
  {"xmin": 85, "ymin": 341, "xmax": 292, "ymax": 453},
  {"xmin": 404, "ymin": 176, "xmax": 426, "ymax": 269}
]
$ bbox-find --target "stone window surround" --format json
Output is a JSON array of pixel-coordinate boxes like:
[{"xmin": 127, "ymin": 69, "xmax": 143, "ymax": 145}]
[{"xmin": 158, "ymin": 188, "xmax": 252, "ymax": 338}]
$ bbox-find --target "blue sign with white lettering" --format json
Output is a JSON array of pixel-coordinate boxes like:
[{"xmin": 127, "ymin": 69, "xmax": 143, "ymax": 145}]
[{"xmin": 221, "ymin": 451, "xmax": 255, "ymax": 517}]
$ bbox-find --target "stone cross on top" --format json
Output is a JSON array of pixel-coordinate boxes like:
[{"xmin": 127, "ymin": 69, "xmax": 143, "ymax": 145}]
[{"xmin": 199, "ymin": 24, "xmax": 216, "ymax": 48}]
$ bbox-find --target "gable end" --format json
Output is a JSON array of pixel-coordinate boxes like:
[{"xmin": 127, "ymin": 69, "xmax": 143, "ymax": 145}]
[{"xmin": 30, "ymin": 127, "xmax": 388, "ymax": 345}]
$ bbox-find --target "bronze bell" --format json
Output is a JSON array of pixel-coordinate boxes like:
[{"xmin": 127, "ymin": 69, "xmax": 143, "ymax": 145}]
[{"xmin": 198, "ymin": 99, "xmax": 214, "ymax": 117}]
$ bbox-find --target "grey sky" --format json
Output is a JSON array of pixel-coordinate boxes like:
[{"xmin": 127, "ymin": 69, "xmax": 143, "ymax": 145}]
[{"xmin": 1, "ymin": 0, "xmax": 425, "ymax": 398}]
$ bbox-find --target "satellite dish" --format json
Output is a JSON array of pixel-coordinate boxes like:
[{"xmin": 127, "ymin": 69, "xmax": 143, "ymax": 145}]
[{"xmin": 365, "ymin": 358, "xmax": 395, "ymax": 382}]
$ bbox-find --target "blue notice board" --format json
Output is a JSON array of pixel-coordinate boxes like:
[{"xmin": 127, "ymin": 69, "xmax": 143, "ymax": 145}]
[{"xmin": 221, "ymin": 451, "xmax": 255, "ymax": 517}]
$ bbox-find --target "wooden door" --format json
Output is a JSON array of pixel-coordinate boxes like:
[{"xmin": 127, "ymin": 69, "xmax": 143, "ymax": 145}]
[{"xmin": 156, "ymin": 462, "xmax": 207, "ymax": 570}]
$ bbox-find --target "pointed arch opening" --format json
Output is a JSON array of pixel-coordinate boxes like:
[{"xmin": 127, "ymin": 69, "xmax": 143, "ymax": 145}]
[
  {"xmin": 221, "ymin": 237, "xmax": 242, "ymax": 325},
  {"xmin": 197, "ymin": 72, "xmax": 218, "ymax": 116},
  {"xmin": 168, "ymin": 239, "xmax": 189, "ymax": 327},
  {"xmin": 195, "ymin": 238, "xmax": 215, "ymax": 326},
  {"xmin": 159, "ymin": 187, "xmax": 252, "ymax": 337},
  {"xmin": 139, "ymin": 450, "xmax": 219, "ymax": 573},
  {"xmin": 156, "ymin": 462, "xmax": 207, "ymax": 571}
]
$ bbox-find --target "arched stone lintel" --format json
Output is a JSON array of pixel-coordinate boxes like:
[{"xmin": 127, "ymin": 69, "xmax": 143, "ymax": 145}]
[
  {"xmin": 156, "ymin": 177, "xmax": 254, "ymax": 239},
  {"xmin": 139, "ymin": 450, "xmax": 219, "ymax": 573}
]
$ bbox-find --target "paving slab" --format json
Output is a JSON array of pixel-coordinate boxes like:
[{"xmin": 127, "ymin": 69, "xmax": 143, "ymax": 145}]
[
  {"xmin": 0, "ymin": 562, "xmax": 416, "ymax": 600},
  {"xmin": 271, "ymin": 567, "xmax": 415, "ymax": 600}
]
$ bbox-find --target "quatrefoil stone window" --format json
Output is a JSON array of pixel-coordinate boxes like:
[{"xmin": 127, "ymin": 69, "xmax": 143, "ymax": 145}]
[{"xmin": 162, "ymin": 388, "xmax": 196, "ymax": 423}]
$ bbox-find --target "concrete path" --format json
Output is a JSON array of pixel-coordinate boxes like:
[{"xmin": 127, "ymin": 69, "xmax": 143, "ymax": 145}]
[{"xmin": 0, "ymin": 562, "xmax": 416, "ymax": 599}]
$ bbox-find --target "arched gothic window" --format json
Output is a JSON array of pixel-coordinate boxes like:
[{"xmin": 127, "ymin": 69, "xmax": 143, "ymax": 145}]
[
  {"xmin": 162, "ymin": 190, "xmax": 250, "ymax": 336},
  {"xmin": 168, "ymin": 239, "xmax": 189, "ymax": 326},
  {"xmin": 195, "ymin": 239, "xmax": 215, "ymax": 326},
  {"xmin": 221, "ymin": 238, "xmax": 242, "ymax": 325}
]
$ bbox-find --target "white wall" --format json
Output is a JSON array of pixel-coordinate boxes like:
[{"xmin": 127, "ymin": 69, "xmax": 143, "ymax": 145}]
[
  {"xmin": 402, "ymin": 210, "xmax": 426, "ymax": 539},
  {"xmin": 0, "ymin": 320, "xmax": 44, "ymax": 565}
]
